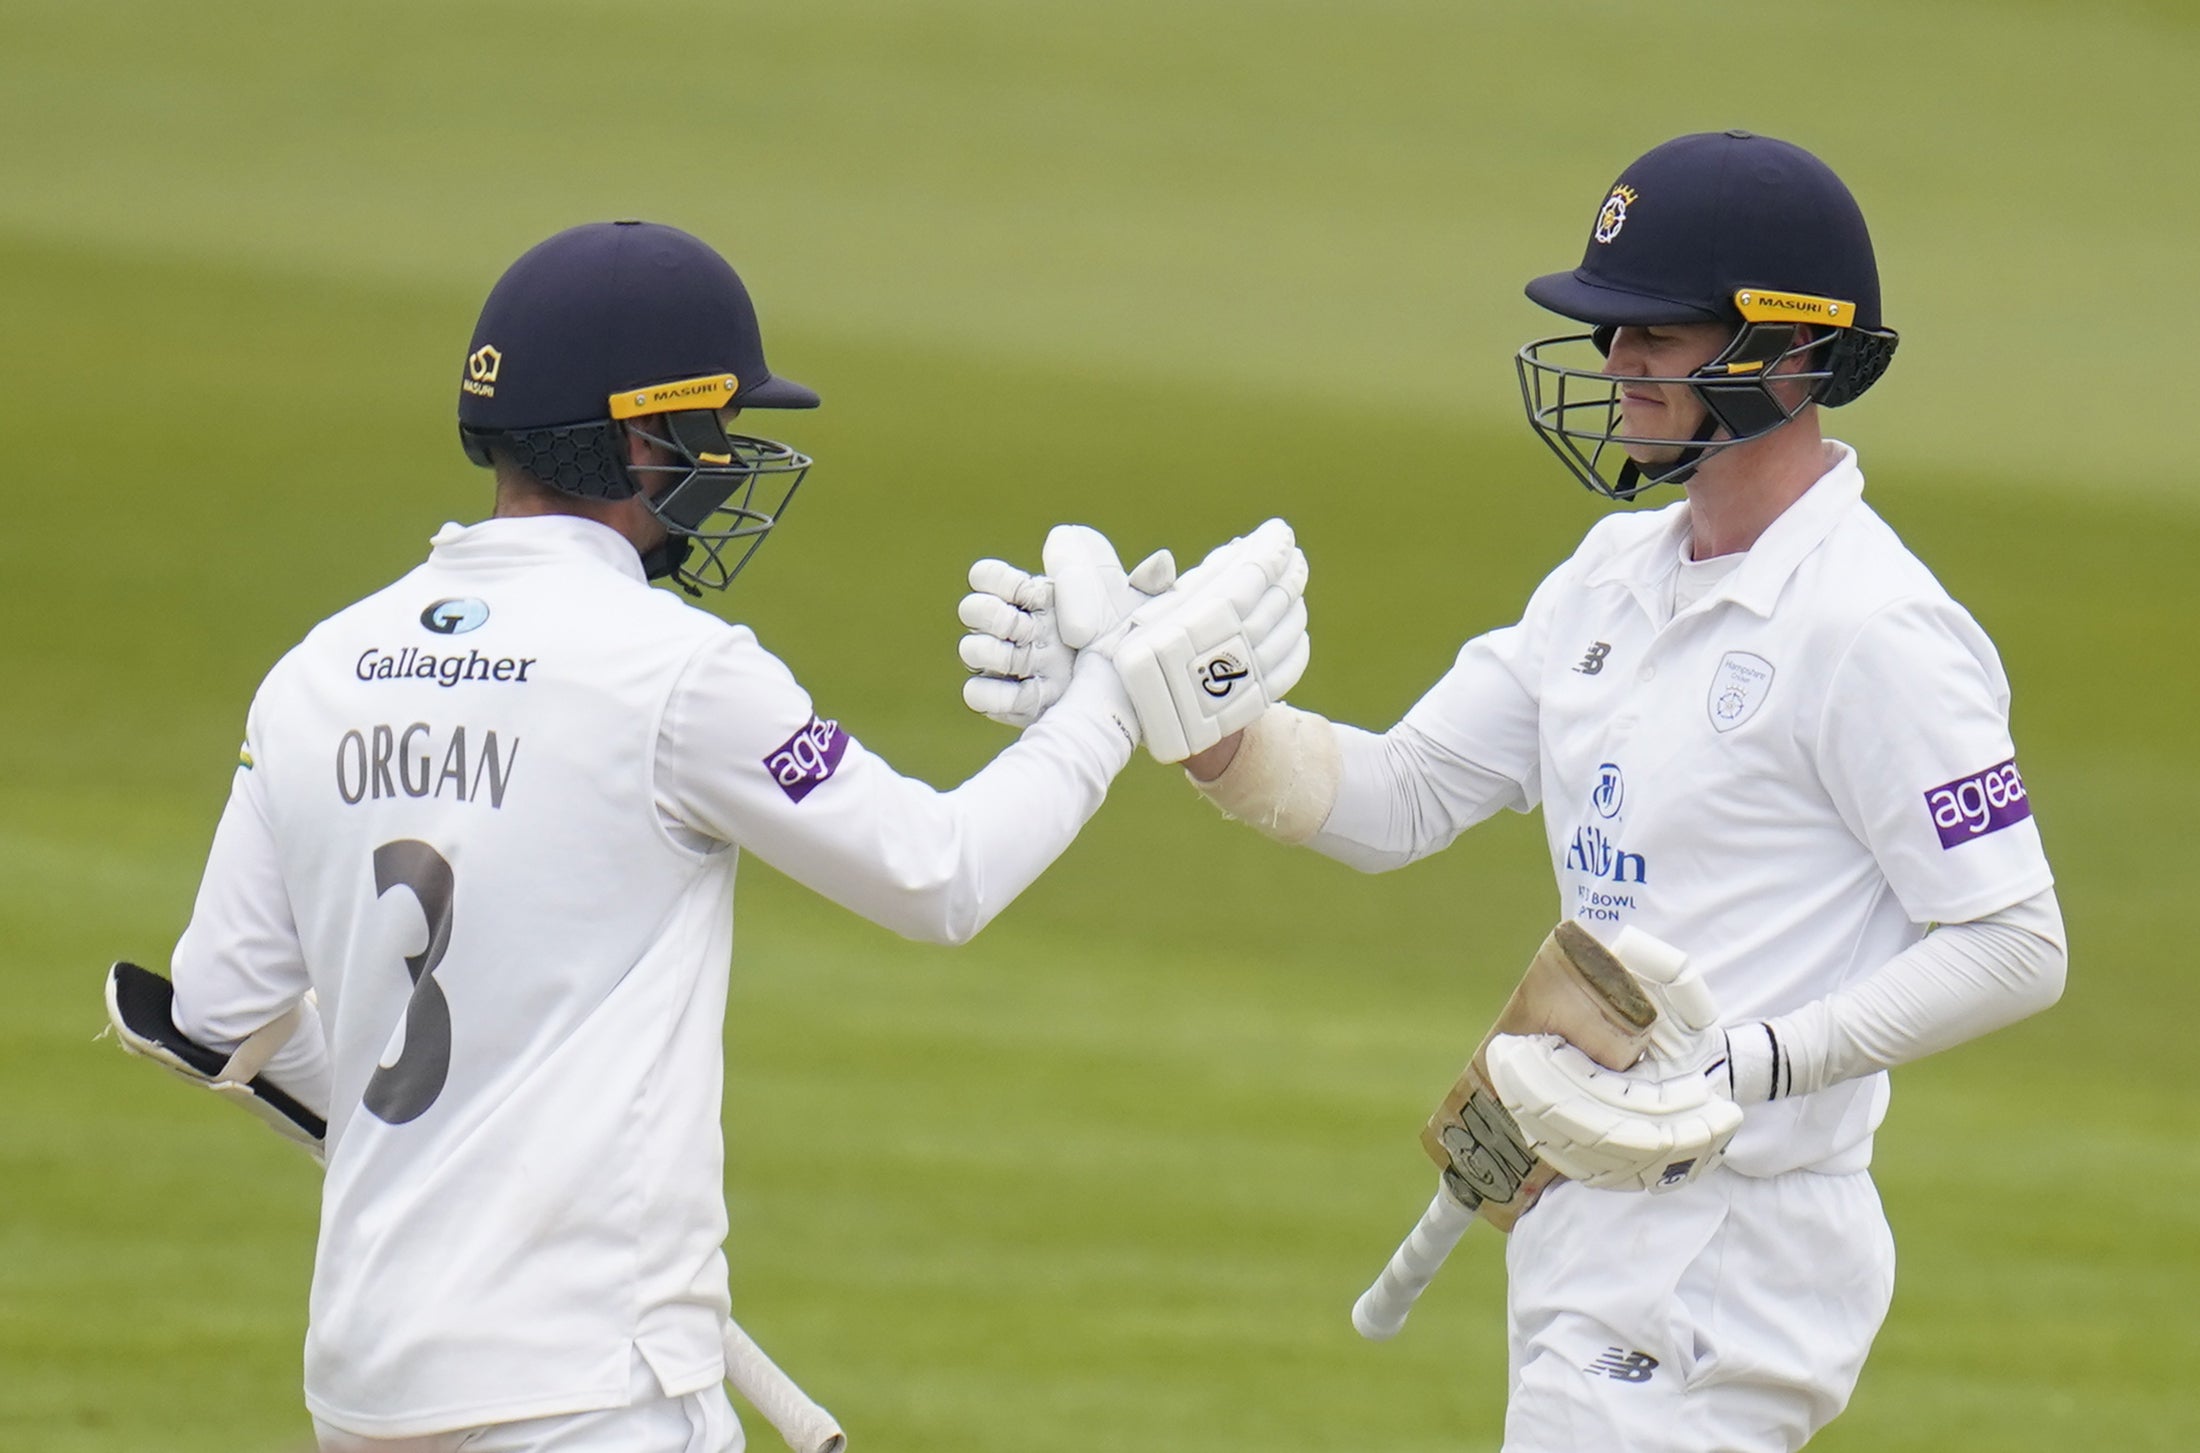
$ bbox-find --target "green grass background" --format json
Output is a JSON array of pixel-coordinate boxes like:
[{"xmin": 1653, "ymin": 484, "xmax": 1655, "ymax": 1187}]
[{"xmin": 4, "ymin": 2, "xmax": 2196, "ymax": 1448}]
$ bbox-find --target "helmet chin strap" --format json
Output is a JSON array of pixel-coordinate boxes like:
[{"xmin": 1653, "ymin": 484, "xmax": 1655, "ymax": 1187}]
[
  {"xmin": 638, "ymin": 535, "xmax": 700, "ymax": 595},
  {"xmin": 1613, "ymin": 412, "xmax": 1723, "ymax": 500}
]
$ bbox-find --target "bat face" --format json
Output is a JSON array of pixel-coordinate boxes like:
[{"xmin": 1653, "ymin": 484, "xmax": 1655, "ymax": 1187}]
[{"xmin": 1417, "ymin": 921, "xmax": 1658, "ymax": 1231}]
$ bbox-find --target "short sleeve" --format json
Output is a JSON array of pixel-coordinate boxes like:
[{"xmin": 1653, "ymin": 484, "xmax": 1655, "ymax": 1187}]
[{"xmin": 1815, "ymin": 596, "xmax": 2054, "ymax": 924}]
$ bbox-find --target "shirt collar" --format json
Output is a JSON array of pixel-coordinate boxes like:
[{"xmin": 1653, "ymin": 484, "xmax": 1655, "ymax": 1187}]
[
  {"xmin": 1582, "ymin": 441, "xmax": 1865, "ymax": 620},
  {"xmin": 427, "ymin": 514, "xmax": 649, "ymax": 584}
]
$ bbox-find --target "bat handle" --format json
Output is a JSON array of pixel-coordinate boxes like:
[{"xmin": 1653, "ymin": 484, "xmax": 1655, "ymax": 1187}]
[
  {"xmin": 1350, "ymin": 1185, "xmax": 1477, "ymax": 1341},
  {"xmin": 724, "ymin": 1317, "xmax": 847, "ymax": 1453}
]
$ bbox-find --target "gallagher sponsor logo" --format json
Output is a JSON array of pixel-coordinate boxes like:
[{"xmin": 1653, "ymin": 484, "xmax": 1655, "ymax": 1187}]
[
  {"xmin": 357, "ymin": 647, "xmax": 536, "ymax": 687},
  {"xmin": 765, "ymin": 714, "xmax": 848, "ymax": 802},
  {"xmin": 420, "ymin": 597, "xmax": 490, "ymax": 635},
  {"xmin": 1923, "ymin": 758, "xmax": 2030, "ymax": 848}
]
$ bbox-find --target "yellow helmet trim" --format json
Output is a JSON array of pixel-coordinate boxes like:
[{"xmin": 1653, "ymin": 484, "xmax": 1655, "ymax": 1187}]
[
  {"xmin": 608, "ymin": 374, "xmax": 740, "ymax": 419},
  {"xmin": 1734, "ymin": 290, "xmax": 1855, "ymax": 328}
]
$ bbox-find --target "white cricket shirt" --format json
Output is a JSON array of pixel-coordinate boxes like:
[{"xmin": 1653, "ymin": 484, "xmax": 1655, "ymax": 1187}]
[
  {"xmin": 168, "ymin": 516, "xmax": 1135, "ymax": 1436},
  {"xmin": 1314, "ymin": 444, "xmax": 2053, "ymax": 1175}
]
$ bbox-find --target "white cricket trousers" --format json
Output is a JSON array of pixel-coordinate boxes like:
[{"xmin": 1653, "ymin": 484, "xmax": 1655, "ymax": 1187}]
[
  {"xmin": 1503, "ymin": 1166, "xmax": 1896, "ymax": 1453},
  {"xmin": 313, "ymin": 1351, "xmax": 742, "ymax": 1453}
]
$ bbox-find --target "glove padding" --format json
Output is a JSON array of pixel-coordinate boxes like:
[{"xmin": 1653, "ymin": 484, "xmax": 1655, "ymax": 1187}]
[
  {"xmin": 958, "ymin": 526, "xmax": 1175, "ymax": 728},
  {"xmin": 104, "ymin": 961, "xmax": 328, "ymax": 1165},
  {"xmin": 1484, "ymin": 1035, "xmax": 1742, "ymax": 1193},
  {"xmin": 1050, "ymin": 525, "xmax": 1176, "ymax": 650},
  {"xmin": 1612, "ymin": 925, "xmax": 1726, "ymax": 1073},
  {"xmin": 1106, "ymin": 518, "xmax": 1310, "ymax": 763},
  {"xmin": 1483, "ymin": 927, "xmax": 1741, "ymax": 1194}
]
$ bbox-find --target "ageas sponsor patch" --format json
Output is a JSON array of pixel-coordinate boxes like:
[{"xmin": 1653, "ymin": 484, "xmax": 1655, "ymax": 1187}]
[
  {"xmin": 1923, "ymin": 757, "xmax": 2030, "ymax": 848},
  {"xmin": 764, "ymin": 714, "xmax": 847, "ymax": 803}
]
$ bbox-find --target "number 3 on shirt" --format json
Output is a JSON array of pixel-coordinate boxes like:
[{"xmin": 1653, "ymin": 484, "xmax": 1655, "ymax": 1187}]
[{"xmin": 364, "ymin": 839, "xmax": 454, "ymax": 1125}]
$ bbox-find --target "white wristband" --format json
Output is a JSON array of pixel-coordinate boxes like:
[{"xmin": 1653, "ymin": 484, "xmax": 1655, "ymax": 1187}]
[{"xmin": 1724, "ymin": 1022, "xmax": 1786, "ymax": 1105}]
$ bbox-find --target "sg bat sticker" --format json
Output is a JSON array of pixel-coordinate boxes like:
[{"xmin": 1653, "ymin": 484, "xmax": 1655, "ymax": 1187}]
[{"xmin": 1417, "ymin": 919, "xmax": 1657, "ymax": 1231}]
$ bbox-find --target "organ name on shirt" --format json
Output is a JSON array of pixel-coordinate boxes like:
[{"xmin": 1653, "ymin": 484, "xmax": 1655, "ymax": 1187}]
[{"xmin": 337, "ymin": 723, "xmax": 520, "ymax": 809}]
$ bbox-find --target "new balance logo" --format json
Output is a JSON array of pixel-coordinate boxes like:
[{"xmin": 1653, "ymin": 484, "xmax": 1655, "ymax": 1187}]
[
  {"xmin": 1587, "ymin": 1347, "xmax": 1659, "ymax": 1383},
  {"xmin": 1574, "ymin": 641, "xmax": 1612, "ymax": 675}
]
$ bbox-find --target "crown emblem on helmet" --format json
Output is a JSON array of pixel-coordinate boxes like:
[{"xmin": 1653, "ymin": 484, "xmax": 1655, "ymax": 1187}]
[{"xmin": 1594, "ymin": 185, "xmax": 1639, "ymax": 245}]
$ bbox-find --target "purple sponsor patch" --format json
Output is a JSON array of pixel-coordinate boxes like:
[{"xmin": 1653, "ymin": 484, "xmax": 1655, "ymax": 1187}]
[
  {"xmin": 763, "ymin": 715, "xmax": 847, "ymax": 803},
  {"xmin": 1923, "ymin": 758, "xmax": 2030, "ymax": 848}
]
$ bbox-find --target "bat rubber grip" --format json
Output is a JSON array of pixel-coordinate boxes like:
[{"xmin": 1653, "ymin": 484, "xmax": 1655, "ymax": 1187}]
[
  {"xmin": 1351, "ymin": 1187, "xmax": 1477, "ymax": 1341},
  {"xmin": 724, "ymin": 1318, "xmax": 847, "ymax": 1453}
]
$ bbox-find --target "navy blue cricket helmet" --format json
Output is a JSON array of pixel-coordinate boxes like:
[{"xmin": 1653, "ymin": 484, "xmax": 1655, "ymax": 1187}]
[
  {"xmin": 457, "ymin": 221, "xmax": 820, "ymax": 592},
  {"xmin": 1514, "ymin": 131, "xmax": 1899, "ymax": 499}
]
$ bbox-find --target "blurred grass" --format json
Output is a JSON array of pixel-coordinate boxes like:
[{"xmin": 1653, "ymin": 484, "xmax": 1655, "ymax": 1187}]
[
  {"xmin": 1, "ymin": 1, "xmax": 2195, "ymax": 490},
  {"xmin": 2, "ymin": 1, "xmax": 2196, "ymax": 1449}
]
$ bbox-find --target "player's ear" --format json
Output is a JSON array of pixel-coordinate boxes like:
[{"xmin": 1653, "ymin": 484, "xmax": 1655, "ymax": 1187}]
[{"xmin": 1779, "ymin": 325, "xmax": 1835, "ymax": 378}]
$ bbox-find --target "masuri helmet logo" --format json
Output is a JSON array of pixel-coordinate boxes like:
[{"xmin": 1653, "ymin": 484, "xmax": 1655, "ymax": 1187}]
[{"xmin": 463, "ymin": 345, "xmax": 502, "ymax": 397}]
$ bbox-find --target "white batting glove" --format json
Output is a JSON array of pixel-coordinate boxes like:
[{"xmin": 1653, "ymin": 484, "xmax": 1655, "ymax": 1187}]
[
  {"xmin": 1483, "ymin": 926, "xmax": 1742, "ymax": 1193},
  {"xmin": 1485, "ymin": 1033, "xmax": 1743, "ymax": 1193},
  {"xmin": 1607, "ymin": 926, "xmax": 1783, "ymax": 1105},
  {"xmin": 1105, "ymin": 518, "xmax": 1310, "ymax": 763},
  {"xmin": 958, "ymin": 559, "xmax": 1061, "ymax": 727},
  {"xmin": 1610, "ymin": 925, "xmax": 1725, "ymax": 1073},
  {"xmin": 958, "ymin": 526, "xmax": 1175, "ymax": 729},
  {"xmin": 1050, "ymin": 526, "xmax": 1177, "ymax": 650}
]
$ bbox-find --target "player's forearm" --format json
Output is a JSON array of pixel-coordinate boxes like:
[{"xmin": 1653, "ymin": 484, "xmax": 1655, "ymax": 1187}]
[
  {"xmin": 1306, "ymin": 719, "xmax": 1525, "ymax": 872},
  {"xmin": 1196, "ymin": 627, "xmax": 1541, "ymax": 868},
  {"xmin": 735, "ymin": 659, "xmax": 1134, "ymax": 947},
  {"xmin": 903, "ymin": 662, "xmax": 1137, "ymax": 944},
  {"xmin": 659, "ymin": 631, "xmax": 1139, "ymax": 945},
  {"xmin": 1744, "ymin": 886, "xmax": 2066, "ymax": 1099},
  {"xmin": 1188, "ymin": 708, "xmax": 1517, "ymax": 871}
]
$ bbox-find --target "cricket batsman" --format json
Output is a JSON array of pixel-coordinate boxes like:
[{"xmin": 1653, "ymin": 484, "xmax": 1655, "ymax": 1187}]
[
  {"xmin": 963, "ymin": 131, "xmax": 2066, "ymax": 1449},
  {"xmin": 101, "ymin": 220, "xmax": 1309, "ymax": 1452}
]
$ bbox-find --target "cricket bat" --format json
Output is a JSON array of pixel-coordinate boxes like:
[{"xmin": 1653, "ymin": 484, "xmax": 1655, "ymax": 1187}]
[
  {"xmin": 724, "ymin": 1318, "xmax": 846, "ymax": 1453},
  {"xmin": 1351, "ymin": 920, "xmax": 1658, "ymax": 1340}
]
